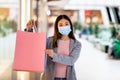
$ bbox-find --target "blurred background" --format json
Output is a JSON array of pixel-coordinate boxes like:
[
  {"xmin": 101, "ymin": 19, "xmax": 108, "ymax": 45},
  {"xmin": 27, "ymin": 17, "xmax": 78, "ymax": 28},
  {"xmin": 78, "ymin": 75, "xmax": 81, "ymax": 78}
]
[{"xmin": 0, "ymin": 0, "xmax": 120, "ymax": 80}]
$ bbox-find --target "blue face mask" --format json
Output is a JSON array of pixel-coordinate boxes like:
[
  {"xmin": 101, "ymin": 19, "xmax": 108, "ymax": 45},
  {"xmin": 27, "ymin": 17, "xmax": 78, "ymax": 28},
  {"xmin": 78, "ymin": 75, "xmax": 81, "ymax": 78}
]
[{"xmin": 58, "ymin": 26, "xmax": 71, "ymax": 36}]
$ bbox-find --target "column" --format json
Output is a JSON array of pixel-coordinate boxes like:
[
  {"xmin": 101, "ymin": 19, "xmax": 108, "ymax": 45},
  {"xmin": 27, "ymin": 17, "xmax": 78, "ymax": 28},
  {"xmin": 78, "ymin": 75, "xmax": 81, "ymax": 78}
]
[
  {"xmin": 20, "ymin": 0, "xmax": 32, "ymax": 31},
  {"xmin": 109, "ymin": 7, "xmax": 116, "ymax": 23},
  {"xmin": 79, "ymin": 9, "xmax": 85, "ymax": 25},
  {"xmin": 12, "ymin": 0, "xmax": 32, "ymax": 80},
  {"xmin": 38, "ymin": 0, "xmax": 48, "ymax": 32},
  {"xmin": 101, "ymin": 7, "xmax": 110, "ymax": 26}
]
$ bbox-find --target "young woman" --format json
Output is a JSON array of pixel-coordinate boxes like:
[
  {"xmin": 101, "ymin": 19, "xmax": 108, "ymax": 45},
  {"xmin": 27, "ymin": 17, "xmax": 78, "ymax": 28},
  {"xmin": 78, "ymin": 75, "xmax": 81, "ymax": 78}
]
[{"xmin": 25, "ymin": 15, "xmax": 81, "ymax": 80}]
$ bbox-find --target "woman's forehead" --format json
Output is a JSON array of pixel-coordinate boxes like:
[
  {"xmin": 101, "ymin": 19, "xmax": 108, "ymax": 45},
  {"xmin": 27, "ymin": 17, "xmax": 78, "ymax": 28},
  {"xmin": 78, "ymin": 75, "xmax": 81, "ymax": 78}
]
[{"xmin": 58, "ymin": 19, "xmax": 69, "ymax": 23}]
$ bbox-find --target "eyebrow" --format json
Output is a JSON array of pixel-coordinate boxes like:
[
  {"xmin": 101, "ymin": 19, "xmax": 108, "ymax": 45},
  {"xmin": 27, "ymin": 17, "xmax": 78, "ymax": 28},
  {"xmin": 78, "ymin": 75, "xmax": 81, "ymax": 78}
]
[
  {"xmin": 58, "ymin": 20, "xmax": 69, "ymax": 24},
  {"xmin": 65, "ymin": 21, "xmax": 69, "ymax": 24},
  {"xmin": 65, "ymin": 22, "xmax": 68, "ymax": 23},
  {"xmin": 59, "ymin": 23, "xmax": 62, "ymax": 25}
]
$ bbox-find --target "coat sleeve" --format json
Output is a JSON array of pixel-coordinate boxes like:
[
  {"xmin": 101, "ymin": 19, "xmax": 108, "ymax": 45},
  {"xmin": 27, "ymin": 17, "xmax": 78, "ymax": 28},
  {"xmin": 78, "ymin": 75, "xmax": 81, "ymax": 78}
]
[
  {"xmin": 52, "ymin": 40, "xmax": 81, "ymax": 66},
  {"xmin": 46, "ymin": 37, "xmax": 54, "ymax": 61}
]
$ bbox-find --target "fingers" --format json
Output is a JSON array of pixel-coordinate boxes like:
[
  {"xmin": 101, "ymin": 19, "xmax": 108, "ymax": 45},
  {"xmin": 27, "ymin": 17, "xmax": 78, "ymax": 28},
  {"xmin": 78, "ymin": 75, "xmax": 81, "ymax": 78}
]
[
  {"xmin": 45, "ymin": 50, "xmax": 49, "ymax": 53},
  {"xmin": 26, "ymin": 19, "xmax": 35, "ymax": 29},
  {"xmin": 44, "ymin": 49, "xmax": 52, "ymax": 54},
  {"xmin": 44, "ymin": 49, "xmax": 54, "ymax": 58},
  {"xmin": 45, "ymin": 49, "xmax": 51, "ymax": 51}
]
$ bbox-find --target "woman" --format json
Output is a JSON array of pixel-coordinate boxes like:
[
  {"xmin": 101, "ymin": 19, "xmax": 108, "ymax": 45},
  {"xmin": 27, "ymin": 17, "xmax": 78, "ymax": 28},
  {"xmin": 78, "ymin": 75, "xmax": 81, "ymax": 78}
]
[{"xmin": 25, "ymin": 15, "xmax": 81, "ymax": 80}]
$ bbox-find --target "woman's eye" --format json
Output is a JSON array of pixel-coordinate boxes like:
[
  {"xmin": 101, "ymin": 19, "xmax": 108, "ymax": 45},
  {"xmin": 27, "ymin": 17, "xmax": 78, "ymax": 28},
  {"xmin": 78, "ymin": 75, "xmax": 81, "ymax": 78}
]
[
  {"xmin": 58, "ymin": 23, "xmax": 63, "ymax": 27},
  {"xmin": 65, "ymin": 24, "xmax": 68, "ymax": 26},
  {"xmin": 59, "ymin": 25, "xmax": 62, "ymax": 27}
]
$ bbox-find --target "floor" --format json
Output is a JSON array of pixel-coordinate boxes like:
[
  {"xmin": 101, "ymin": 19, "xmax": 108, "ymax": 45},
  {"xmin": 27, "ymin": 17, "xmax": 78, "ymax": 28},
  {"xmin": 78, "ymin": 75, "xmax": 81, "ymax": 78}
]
[{"xmin": 75, "ymin": 38, "xmax": 120, "ymax": 80}]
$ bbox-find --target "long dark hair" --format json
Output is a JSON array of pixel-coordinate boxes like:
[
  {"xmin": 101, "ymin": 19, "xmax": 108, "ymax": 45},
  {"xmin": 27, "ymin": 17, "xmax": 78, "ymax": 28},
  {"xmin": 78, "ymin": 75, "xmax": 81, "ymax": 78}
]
[{"xmin": 53, "ymin": 15, "xmax": 76, "ymax": 48}]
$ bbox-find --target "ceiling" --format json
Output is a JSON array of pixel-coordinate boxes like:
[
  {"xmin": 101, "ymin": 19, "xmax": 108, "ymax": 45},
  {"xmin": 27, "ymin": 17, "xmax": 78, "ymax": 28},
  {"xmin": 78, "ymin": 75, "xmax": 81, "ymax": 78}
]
[
  {"xmin": 47, "ymin": 0, "xmax": 70, "ymax": 9},
  {"xmin": 47, "ymin": 0, "xmax": 120, "ymax": 10},
  {"xmin": 0, "ymin": 0, "xmax": 119, "ymax": 10}
]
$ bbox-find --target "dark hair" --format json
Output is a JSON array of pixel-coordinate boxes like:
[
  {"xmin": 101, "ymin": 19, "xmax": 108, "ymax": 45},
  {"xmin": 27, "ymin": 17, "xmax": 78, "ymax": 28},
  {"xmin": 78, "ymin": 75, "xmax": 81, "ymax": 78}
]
[{"xmin": 52, "ymin": 15, "xmax": 76, "ymax": 48}]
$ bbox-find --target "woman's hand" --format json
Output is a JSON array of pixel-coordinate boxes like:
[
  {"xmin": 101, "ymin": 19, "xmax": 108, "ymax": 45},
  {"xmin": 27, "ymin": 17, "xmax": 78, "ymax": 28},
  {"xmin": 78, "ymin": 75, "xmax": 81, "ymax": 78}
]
[
  {"xmin": 45, "ymin": 49, "xmax": 54, "ymax": 58},
  {"xmin": 26, "ymin": 19, "xmax": 34, "ymax": 30}
]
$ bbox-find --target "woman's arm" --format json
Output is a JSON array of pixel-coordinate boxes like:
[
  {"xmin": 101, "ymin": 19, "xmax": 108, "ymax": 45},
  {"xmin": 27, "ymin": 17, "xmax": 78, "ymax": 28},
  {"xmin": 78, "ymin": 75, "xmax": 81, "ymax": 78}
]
[
  {"xmin": 52, "ymin": 41, "xmax": 81, "ymax": 66},
  {"xmin": 45, "ymin": 37, "xmax": 81, "ymax": 65}
]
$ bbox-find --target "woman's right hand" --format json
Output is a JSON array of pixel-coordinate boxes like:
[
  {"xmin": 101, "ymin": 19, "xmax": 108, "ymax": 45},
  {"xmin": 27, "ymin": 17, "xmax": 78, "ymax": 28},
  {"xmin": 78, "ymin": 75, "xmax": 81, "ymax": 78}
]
[{"xmin": 26, "ymin": 19, "xmax": 34, "ymax": 30}]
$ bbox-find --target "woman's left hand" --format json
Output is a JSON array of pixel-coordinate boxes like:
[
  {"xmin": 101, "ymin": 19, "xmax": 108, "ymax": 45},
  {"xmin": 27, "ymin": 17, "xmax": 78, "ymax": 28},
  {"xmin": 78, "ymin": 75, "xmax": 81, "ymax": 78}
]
[{"xmin": 45, "ymin": 49, "xmax": 54, "ymax": 58}]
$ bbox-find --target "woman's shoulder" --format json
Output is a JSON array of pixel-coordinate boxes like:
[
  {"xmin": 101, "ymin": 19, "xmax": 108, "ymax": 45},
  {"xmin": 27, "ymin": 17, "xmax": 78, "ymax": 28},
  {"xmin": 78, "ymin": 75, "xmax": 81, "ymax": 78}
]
[
  {"xmin": 47, "ymin": 36, "xmax": 54, "ymax": 43},
  {"xmin": 47, "ymin": 36, "xmax": 53, "ymax": 40},
  {"xmin": 71, "ymin": 39, "xmax": 82, "ymax": 47}
]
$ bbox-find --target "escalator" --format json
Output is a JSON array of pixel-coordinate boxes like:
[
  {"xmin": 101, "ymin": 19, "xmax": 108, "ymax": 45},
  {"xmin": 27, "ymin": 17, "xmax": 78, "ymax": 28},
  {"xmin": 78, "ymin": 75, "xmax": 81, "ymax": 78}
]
[{"xmin": 106, "ymin": 7, "xmax": 120, "ymax": 24}]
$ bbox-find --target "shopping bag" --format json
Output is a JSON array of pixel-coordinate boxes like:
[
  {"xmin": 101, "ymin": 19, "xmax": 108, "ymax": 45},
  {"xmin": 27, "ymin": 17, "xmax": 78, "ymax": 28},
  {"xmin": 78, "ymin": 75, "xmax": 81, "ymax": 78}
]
[{"xmin": 13, "ymin": 30, "xmax": 46, "ymax": 73}]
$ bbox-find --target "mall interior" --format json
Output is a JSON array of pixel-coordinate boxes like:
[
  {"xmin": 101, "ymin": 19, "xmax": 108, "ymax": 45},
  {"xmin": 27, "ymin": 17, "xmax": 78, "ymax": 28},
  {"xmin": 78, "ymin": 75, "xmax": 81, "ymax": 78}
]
[{"xmin": 0, "ymin": 0, "xmax": 120, "ymax": 80}]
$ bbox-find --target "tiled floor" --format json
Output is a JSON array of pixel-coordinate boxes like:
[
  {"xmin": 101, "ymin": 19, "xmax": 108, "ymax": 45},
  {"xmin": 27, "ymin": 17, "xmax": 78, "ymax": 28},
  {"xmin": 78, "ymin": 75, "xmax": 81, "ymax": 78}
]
[{"xmin": 0, "ymin": 34, "xmax": 120, "ymax": 80}]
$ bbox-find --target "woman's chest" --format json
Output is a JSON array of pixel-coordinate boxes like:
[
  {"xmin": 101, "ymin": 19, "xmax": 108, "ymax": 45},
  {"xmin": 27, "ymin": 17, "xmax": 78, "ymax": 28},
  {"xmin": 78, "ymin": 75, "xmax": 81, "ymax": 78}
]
[{"xmin": 57, "ymin": 40, "xmax": 70, "ymax": 56}]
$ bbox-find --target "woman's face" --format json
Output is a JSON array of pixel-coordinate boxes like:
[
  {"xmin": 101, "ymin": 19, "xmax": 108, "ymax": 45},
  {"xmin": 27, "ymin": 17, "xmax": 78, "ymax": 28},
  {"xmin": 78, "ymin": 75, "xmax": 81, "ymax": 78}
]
[{"xmin": 58, "ymin": 18, "xmax": 70, "ymax": 27}]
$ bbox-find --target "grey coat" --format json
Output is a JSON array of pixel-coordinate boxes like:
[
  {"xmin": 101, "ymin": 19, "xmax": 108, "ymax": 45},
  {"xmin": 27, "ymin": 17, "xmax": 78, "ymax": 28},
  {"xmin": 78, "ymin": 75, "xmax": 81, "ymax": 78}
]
[{"xmin": 42, "ymin": 37, "xmax": 81, "ymax": 80}]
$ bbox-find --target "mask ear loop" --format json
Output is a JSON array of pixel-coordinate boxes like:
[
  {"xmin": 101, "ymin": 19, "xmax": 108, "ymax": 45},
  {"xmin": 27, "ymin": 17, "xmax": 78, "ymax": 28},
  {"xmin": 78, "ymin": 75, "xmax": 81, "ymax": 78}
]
[{"xmin": 33, "ymin": 21, "xmax": 38, "ymax": 32}]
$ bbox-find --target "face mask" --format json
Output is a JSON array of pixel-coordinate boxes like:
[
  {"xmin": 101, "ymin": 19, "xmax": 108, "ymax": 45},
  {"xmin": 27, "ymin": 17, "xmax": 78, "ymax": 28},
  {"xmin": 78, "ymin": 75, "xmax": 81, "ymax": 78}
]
[{"xmin": 58, "ymin": 26, "xmax": 71, "ymax": 36}]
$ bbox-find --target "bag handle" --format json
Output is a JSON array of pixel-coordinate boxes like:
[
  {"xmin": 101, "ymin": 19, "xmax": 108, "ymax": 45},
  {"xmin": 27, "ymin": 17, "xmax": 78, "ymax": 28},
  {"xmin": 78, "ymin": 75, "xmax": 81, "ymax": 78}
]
[{"xmin": 33, "ymin": 21, "xmax": 38, "ymax": 33}]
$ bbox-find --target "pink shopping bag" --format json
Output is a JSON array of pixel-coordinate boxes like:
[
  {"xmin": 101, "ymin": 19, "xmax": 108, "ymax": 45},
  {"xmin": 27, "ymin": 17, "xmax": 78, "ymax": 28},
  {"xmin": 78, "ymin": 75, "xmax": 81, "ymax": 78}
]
[{"xmin": 13, "ymin": 30, "xmax": 46, "ymax": 73}]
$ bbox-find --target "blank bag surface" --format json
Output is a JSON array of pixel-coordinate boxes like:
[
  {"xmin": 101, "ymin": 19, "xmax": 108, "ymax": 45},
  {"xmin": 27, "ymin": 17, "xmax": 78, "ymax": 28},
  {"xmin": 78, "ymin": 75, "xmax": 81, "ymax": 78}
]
[{"xmin": 13, "ymin": 30, "xmax": 46, "ymax": 73}]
